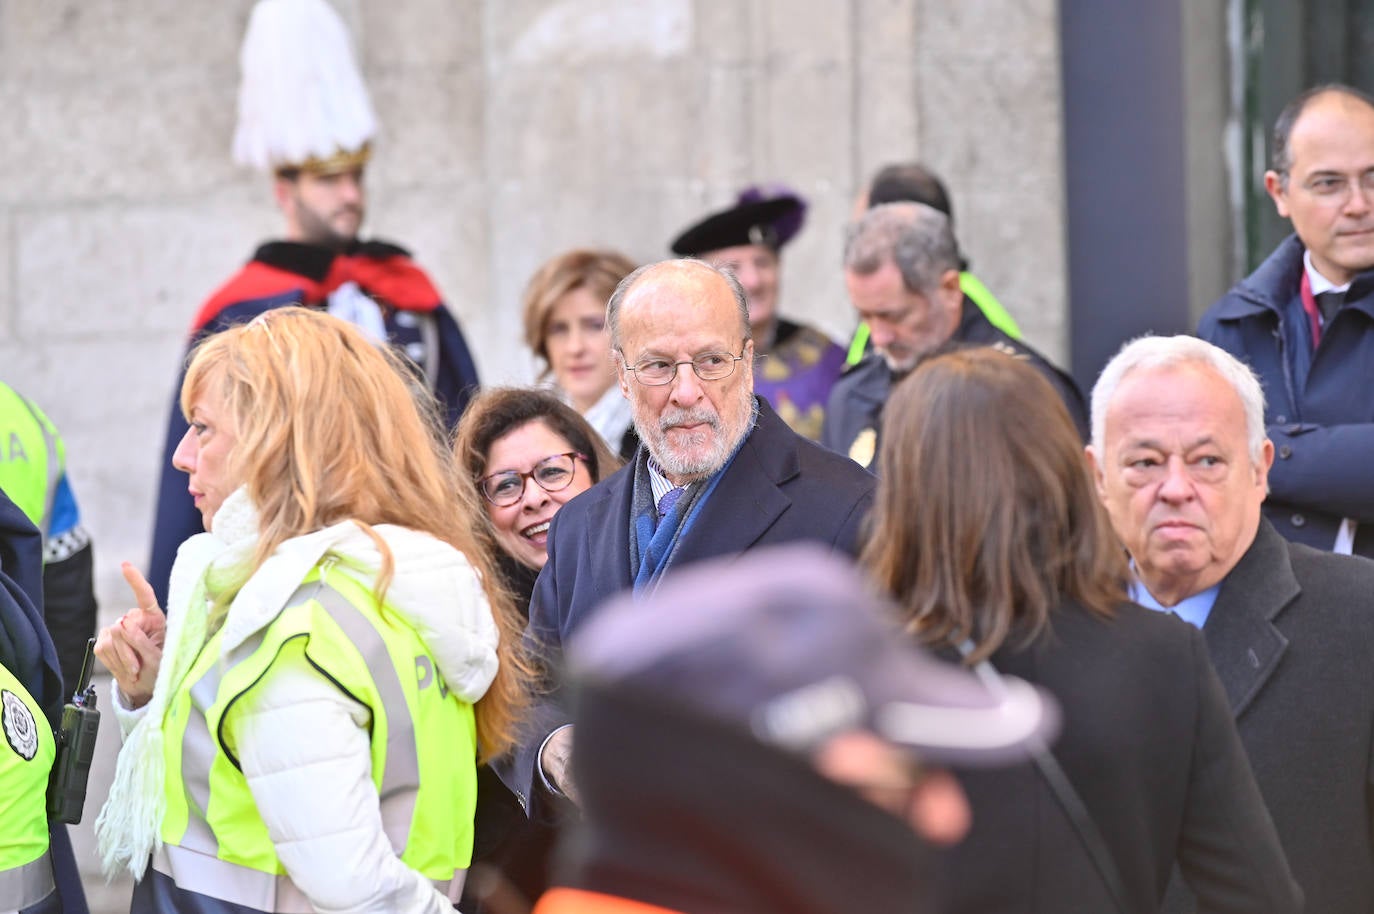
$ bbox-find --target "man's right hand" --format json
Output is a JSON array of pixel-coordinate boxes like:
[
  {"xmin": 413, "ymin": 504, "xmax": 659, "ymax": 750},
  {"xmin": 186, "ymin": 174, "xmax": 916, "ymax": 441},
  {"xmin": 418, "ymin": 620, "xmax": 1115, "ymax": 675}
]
[
  {"xmin": 94, "ymin": 562, "xmax": 168, "ymax": 710},
  {"xmin": 540, "ymin": 726, "xmax": 580, "ymax": 807}
]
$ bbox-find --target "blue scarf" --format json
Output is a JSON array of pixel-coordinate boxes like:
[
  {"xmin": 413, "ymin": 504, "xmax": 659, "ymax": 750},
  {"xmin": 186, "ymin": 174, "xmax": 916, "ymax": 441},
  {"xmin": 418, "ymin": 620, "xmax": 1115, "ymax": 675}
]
[{"xmin": 629, "ymin": 450, "xmax": 741, "ymax": 596}]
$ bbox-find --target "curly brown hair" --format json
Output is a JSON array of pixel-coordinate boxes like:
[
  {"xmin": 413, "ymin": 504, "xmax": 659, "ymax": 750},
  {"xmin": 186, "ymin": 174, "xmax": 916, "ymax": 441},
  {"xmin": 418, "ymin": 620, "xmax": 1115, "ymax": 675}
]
[{"xmin": 453, "ymin": 386, "xmax": 621, "ymax": 570}]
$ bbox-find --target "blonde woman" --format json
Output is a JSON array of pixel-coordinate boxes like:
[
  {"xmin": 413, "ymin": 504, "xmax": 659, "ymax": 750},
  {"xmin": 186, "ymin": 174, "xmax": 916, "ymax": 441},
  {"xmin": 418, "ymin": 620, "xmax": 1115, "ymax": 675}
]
[{"xmin": 95, "ymin": 307, "xmax": 527, "ymax": 913}]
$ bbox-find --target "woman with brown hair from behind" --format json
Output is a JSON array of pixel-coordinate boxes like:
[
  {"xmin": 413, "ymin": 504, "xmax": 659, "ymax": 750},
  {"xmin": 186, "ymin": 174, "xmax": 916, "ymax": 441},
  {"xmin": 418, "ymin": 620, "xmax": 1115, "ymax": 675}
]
[{"xmin": 862, "ymin": 347, "xmax": 1300, "ymax": 914}]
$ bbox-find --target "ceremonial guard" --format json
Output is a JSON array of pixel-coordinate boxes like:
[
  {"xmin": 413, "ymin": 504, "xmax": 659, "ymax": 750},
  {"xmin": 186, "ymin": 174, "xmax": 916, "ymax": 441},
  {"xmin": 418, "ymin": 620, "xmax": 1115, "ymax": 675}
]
[{"xmin": 147, "ymin": 0, "xmax": 480, "ymax": 606}]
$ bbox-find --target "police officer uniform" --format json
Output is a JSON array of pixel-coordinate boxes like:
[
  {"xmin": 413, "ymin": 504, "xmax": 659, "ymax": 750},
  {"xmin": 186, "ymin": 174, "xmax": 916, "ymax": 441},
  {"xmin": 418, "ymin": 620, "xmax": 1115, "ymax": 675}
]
[
  {"xmin": 0, "ymin": 382, "xmax": 97, "ymax": 696},
  {"xmin": 821, "ymin": 297, "xmax": 1089, "ymax": 468},
  {"xmin": 0, "ymin": 661, "xmax": 56, "ymax": 914}
]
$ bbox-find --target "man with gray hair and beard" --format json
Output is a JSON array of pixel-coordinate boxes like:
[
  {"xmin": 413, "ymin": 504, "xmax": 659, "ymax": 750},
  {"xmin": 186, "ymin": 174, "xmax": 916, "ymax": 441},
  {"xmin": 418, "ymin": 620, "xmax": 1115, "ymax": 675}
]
[
  {"xmin": 503, "ymin": 259, "xmax": 877, "ymax": 814},
  {"xmin": 822, "ymin": 202, "xmax": 1086, "ymax": 468}
]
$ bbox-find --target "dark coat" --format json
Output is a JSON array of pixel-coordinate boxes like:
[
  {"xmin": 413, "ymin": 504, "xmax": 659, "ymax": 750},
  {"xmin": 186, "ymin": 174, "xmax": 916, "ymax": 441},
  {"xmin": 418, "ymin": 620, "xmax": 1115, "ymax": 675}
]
[
  {"xmin": 0, "ymin": 491, "xmax": 87, "ymax": 914},
  {"xmin": 1164, "ymin": 518, "xmax": 1374, "ymax": 914},
  {"xmin": 507, "ymin": 398, "xmax": 876, "ymax": 807},
  {"xmin": 820, "ymin": 297, "xmax": 1088, "ymax": 467},
  {"xmin": 0, "ymin": 488, "xmax": 61, "ymax": 722},
  {"xmin": 462, "ymin": 555, "xmax": 557, "ymax": 914},
  {"xmin": 942, "ymin": 601, "xmax": 1301, "ymax": 914},
  {"xmin": 1199, "ymin": 233, "xmax": 1374, "ymax": 556}
]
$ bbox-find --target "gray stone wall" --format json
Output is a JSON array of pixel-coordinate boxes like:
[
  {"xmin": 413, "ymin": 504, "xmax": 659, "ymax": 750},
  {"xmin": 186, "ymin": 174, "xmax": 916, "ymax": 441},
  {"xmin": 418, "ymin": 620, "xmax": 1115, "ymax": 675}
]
[
  {"xmin": 0, "ymin": 0, "xmax": 1069, "ymax": 622},
  {"xmin": 0, "ymin": 0, "xmax": 1060, "ymax": 907},
  {"xmin": 1, "ymin": 2, "xmax": 1066, "ymax": 900}
]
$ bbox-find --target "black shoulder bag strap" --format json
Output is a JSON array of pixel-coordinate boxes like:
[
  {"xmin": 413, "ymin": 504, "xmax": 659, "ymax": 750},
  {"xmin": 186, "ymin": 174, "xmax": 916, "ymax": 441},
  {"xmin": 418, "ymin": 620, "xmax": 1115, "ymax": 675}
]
[{"xmin": 960, "ymin": 643, "xmax": 1132, "ymax": 914}]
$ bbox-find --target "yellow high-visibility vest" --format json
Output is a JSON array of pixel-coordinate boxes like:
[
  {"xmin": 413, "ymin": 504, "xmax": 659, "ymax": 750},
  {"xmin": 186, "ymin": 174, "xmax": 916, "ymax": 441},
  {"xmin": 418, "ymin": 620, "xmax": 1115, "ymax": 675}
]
[
  {"xmin": 150, "ymin": 570, "xmax": 477, "ymax": 912},
  {"xmin": 0, "ymin": 383, "xmax": 63, "ymax": 535},
  {"xmin": 0, "ymin": 660, "xmax": 55, "ymax": 910}
]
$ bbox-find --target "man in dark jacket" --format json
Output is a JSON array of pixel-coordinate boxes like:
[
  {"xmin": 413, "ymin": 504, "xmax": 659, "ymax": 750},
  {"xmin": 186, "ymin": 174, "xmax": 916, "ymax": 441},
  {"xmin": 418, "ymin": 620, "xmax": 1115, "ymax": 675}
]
[
  {"xmin": 821, "ymin": 202, "xmax": 1086, "ymax": 468},
  {"xmin": 507, "ymin": 260, "xmax": 876, "ymax": 816},
  {"xmin": 845, "ymin": 161, "xmax": 1022, "ymax": 364},
  {"xmin": 1198, "ymin": 83, "xmax": 1374, "ymax": 558},
  {"xmin": 1089, "ymin": 333, "xmax": 1374, "ymax": 914}
]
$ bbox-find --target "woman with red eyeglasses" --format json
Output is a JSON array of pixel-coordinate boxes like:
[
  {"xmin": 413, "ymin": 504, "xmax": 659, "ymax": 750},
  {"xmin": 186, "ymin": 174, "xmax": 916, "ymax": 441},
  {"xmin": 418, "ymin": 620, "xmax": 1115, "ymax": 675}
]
[
  {"xmin": 453, "ymin": 387, "xmax": 622, "ymax": 914},
  {"xmin": 457, "ymin": 388, "xmax": 621, "ymax": 599}
]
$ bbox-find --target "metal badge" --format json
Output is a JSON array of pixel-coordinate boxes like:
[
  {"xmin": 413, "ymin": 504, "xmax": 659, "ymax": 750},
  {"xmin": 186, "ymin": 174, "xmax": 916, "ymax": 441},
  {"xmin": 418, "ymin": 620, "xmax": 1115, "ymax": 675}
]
[{"xmin": 2, "ymin": 689, "xmax": 38, "ymax": 761}]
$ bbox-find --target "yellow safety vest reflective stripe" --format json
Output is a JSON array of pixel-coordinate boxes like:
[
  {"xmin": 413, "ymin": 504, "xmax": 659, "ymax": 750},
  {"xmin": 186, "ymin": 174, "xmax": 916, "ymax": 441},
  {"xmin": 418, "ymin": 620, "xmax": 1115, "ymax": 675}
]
[{"xmin": 153, "ymin": 570, "xmax": 476, "ymax": 912}]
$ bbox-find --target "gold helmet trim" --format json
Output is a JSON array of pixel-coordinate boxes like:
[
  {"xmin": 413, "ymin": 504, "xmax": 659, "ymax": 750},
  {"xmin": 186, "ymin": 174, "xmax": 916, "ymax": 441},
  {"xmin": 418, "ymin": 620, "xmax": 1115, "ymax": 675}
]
[{"xmin": 276, "ymin": 142, "xmax": 372, "ymax": 177}]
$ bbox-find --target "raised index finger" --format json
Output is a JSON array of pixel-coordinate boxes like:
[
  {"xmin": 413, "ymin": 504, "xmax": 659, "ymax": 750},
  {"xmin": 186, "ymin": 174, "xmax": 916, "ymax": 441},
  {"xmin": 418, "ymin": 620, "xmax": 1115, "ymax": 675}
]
[{"xmin": 121, "ymin": 561, "xmax": 161, "ymax": 614}]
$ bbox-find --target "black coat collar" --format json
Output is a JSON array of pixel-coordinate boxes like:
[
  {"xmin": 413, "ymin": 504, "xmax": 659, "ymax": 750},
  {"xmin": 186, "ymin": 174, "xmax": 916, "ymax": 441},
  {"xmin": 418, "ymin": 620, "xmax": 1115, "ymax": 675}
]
[
  {"xmin": 1205, "ymin": 519, "xmax": 1298, "ymax": 716},
  {"xmin": 252, "ymin": 239, "xmax": 413, "ymax": 281}
]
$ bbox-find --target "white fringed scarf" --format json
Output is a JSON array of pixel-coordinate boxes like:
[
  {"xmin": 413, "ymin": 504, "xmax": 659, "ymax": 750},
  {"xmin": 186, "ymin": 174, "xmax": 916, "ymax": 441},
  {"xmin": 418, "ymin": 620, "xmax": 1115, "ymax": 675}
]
[{"xmin": 95, "ymin": 486, "xmax": 261, "ymax": 879}]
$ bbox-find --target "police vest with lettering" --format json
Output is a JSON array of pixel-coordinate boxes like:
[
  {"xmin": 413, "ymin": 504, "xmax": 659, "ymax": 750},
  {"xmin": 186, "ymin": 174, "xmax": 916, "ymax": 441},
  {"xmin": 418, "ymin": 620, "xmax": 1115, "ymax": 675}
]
[
  {"xmin": 0, "ymin": 660, "xmax": 56, "ymax": 910},
  {"xmin": 0, "ymin": 383, "xmax": 63, "ymax": 533},
  {"xmin": 152, "ymin": 569, "xmax": 477, "ymax": 912}
]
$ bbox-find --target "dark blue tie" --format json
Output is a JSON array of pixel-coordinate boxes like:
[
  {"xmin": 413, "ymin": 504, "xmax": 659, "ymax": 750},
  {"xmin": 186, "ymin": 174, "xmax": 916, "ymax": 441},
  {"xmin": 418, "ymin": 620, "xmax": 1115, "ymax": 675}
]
[
  {"xmin": 657, "ymin": 486, "xmax": 685, "ymax": 518},
  {"xmin": 1318, "ymin": 290, "xmax": 1345, "ymax": 326}
]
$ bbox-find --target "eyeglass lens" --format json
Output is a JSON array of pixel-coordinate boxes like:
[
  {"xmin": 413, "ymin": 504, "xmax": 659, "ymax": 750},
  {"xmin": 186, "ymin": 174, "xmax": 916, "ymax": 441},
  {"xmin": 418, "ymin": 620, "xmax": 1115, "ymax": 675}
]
[
  {"xmin": 483, "ymin": 454, "xmax": 577, "ymax": 505},
  {"xmin": 633, "ymin": 352, "xmax": 738, "ymax": 385}
]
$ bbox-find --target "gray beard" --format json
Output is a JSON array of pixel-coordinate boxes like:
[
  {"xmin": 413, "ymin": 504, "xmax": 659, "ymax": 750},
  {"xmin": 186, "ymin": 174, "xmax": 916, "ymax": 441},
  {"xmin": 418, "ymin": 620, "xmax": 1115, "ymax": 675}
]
[{"xmin": 637, "ymin": 391, "xmax": 758, "ymax": 483}]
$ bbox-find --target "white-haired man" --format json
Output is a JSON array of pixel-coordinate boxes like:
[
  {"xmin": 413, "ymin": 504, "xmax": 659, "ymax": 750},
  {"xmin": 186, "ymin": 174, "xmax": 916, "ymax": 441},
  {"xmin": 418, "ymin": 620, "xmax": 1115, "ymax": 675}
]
[{"xmin": 1087, "ymin": 334, "xmax": 1374, "ymax": 914}]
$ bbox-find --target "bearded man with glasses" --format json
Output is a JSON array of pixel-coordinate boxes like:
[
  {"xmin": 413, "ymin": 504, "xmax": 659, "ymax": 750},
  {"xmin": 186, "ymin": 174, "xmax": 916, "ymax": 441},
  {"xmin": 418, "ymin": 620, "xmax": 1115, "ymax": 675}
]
[{"xmin": 499, "ymin": 259, "xmax": 877, "ymax": 815}]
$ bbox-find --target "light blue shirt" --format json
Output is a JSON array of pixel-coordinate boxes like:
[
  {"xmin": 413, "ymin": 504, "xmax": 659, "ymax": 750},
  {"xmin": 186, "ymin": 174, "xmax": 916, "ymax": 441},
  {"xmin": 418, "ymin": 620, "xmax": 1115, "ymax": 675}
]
[{"xmin": 1129, "ymin": 577, "xmax": 1221, "ymax": 630}]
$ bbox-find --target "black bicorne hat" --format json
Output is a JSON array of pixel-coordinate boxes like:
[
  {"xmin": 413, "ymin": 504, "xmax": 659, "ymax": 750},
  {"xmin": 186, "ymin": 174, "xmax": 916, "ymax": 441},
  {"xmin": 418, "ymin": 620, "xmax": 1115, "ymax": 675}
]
[{"xmin": 670, "ymin": 185, "xmax": 807, "ymax": 256}]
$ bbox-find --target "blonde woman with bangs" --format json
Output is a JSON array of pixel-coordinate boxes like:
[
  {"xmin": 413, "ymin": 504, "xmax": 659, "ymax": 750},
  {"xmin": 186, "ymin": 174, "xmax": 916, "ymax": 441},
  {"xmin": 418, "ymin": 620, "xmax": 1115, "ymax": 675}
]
[{"xmin": 94, "ymin": 307, "xmax": 528, "ymax": 913}]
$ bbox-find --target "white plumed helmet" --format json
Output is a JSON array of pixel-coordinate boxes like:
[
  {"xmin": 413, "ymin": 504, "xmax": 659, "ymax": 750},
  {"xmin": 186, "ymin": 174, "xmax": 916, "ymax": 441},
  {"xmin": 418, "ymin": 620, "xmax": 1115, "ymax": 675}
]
[{"xmin": 232, "ymin": 0, "xmax": 378, "ymax": 174}]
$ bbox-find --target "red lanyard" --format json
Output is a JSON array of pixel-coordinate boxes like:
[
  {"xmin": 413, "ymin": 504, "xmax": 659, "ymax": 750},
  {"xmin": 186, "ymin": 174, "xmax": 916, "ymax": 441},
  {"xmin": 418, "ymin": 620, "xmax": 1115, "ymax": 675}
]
[{"xmin": 1300, "ymin": 270, "xmax": 1323, "ymax": 349}]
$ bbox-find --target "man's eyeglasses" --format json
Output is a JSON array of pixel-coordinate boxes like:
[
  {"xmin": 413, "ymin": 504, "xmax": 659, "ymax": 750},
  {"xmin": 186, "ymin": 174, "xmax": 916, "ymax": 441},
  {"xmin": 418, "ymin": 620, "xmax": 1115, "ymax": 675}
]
[
  {"xmin": 479, "ymin": 452, "xmax": 586, "ymax": 506},
  {"xmin": 1292, "ymin": 170, "xmax": 1374, "ymax": 200},
  {"xmin": 622, "ymin": 349, "xmax": 747, "ymax": 386}
]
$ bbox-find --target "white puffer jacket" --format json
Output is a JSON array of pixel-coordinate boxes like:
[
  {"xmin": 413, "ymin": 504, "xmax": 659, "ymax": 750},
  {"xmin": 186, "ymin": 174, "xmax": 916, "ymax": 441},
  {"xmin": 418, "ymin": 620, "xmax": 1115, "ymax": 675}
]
[{"xmin": 114, "ymin": 517, "xmax": 499, "ymax": 914}]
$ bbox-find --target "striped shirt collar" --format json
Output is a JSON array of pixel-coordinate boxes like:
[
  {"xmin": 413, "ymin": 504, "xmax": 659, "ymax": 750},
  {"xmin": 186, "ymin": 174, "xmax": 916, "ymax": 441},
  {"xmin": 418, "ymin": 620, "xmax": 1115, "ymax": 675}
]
[{"xmin": 646, "ymin": 454, "xmax": 690, "ymax": 507}]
